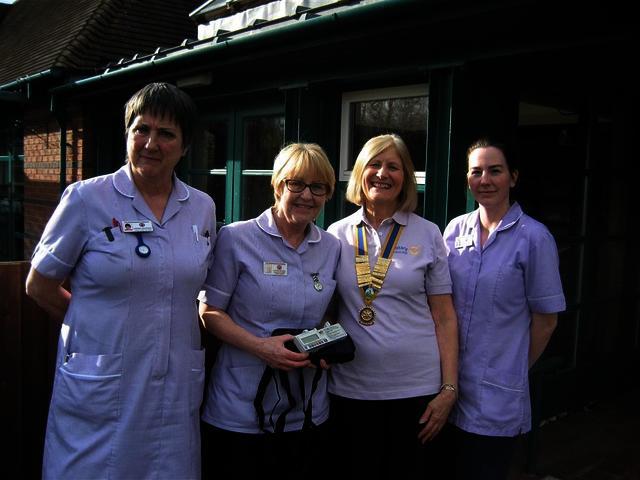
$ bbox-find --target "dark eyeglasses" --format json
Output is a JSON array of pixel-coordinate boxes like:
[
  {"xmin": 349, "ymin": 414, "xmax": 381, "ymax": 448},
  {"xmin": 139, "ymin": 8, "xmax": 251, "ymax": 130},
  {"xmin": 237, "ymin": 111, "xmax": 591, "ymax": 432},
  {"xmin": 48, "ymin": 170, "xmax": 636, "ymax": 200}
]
[{"xmin": 284, "ymin": 179, "xmax": 329, "ymax": 196}]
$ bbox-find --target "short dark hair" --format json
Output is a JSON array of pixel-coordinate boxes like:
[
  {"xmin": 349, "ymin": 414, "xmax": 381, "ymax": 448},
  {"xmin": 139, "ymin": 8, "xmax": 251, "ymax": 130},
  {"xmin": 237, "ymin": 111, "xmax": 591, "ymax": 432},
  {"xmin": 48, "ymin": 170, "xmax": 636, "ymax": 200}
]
[{"xmin": 124, "ymin": 82, "xmax": 198, "ymax": 148}]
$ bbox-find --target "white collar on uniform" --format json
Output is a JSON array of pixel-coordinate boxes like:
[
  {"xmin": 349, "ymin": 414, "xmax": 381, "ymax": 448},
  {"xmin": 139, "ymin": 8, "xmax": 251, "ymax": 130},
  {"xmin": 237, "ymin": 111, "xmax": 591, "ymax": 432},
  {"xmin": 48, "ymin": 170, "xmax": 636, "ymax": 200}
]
[
  {"xmin": 255, "ymin": 208, "xmax": 322, "ymax": 244},
  {"xmin": 467, "ymin": 202, "xmax": 524, "ymax": 234},
  {"xmin": 112, "ymin": 163, "xmax": 190, "ymax": 202}
]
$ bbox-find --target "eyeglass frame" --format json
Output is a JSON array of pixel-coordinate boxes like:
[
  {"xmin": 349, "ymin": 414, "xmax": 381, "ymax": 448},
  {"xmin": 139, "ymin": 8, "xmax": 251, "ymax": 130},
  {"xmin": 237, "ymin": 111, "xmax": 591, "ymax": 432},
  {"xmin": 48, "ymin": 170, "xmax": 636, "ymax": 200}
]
[{"xmin": 283, "ymin": 179, "xmax": 330, "ymax": 196}]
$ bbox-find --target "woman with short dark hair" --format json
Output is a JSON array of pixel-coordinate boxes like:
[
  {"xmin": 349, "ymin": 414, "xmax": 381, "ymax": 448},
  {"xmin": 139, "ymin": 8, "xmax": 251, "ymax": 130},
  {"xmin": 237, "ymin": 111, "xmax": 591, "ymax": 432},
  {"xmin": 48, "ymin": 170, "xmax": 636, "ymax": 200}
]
[{"xmin": 26, "ymin": 82, "xmax": 216, "ymax": 479}]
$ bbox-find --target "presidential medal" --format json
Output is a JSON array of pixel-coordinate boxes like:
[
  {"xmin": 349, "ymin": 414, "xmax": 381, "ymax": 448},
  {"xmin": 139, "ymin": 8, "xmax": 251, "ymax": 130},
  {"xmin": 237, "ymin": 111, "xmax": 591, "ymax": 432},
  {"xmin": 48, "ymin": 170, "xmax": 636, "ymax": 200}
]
[
  {"xmin": 353, "ymin": 222, "xmax": 404, "ymax": 329},
  {"xmin": 358, "ymin": 305, "xmax": 375, "ymax": 326}
]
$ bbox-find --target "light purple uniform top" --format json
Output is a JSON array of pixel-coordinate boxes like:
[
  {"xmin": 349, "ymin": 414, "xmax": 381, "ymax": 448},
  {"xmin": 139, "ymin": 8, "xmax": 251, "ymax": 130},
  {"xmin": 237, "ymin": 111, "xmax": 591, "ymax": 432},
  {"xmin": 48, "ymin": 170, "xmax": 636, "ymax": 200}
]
[
  {"xmin": 443, "ymin": 202, "xmax": 566, "ymax": 437},
  {"xmin": 31, "ymin": 164, "xmax": 216, "ymax": 479},
  {"xmin": 199, "ymin": 208, "xmax": 340, "ymax": 433},
  {"xmin": 327, "ymin": 208, "xmax": 452, "ymax": 400}
]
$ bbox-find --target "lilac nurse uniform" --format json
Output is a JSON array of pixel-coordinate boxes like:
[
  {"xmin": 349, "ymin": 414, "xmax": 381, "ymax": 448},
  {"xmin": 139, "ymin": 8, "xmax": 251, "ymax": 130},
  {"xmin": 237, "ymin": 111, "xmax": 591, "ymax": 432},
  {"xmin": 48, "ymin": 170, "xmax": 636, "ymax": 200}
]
[
  {"xmin": 32, "ymin": 164, "xmax": 216, "ymax": 479},
  {"xmin": 443, "ymin": 202, "xmax": 565, "ymax": 436}
]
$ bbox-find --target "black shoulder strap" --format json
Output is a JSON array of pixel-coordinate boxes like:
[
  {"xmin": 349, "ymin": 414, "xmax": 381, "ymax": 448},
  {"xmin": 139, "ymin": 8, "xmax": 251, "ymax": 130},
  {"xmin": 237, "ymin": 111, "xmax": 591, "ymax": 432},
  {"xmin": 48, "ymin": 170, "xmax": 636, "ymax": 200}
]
[
  {"xmin": 254, "ymin": 365, "xmax": 275, "ymax": 433},
  {"xmin": 302, "ymin": 367, "xmax": 323, "ymax": 431},
  {"xmin": 274, "ymin": 369, "xmax": 297, "ymax": 434},
  {"xmin": 254, "ymin": 365, "xmax": 324, "ymax": 434}
]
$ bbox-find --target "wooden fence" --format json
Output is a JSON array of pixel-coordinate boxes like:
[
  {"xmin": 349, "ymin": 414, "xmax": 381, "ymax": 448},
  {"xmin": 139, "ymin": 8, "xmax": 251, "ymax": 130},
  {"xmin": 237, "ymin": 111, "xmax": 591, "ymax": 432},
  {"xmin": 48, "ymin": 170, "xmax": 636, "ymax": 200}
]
[{"xmin": 0, "ymin": 261, "xmax": 60, "ymax": 479}]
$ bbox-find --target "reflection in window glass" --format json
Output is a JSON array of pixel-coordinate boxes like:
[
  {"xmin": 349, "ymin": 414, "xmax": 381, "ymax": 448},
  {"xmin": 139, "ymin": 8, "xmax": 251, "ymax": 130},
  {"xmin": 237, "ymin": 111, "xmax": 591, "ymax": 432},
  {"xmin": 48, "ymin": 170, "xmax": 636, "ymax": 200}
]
[
  {"xmin": 415, "ymin": 190, "xmax": 424, "ymax": 218},
  {"xmin": 0, "ymin": 158, "xmax": 7, "ymax": 187},
  {"xmin": 187, "ymin": 119, "xmax": 228, "ymax": 225},
  {"xmin": 242, "ymin": 175, "xmax": 273, "ymax": 220},
  {"xmin": 348, "ymin": 96, "xmax": 427, "ymax": 172},
  {"xmin": 241, "ymin": 114, "xmax": 284, "ymax": 220},
  {"xmin": 191, "ymin": 120, "xmax": 228, "ymax": 171},
  {"xmin": 243, "ymin": 116, "xmax": 284, "ymax": 170},
  {"xmin": 188, "ymin": 173, "xmax": 226, "ymax": 225},
  {"xmin": 0, "ymin": 123, "xmax": 24, "ymax": 260}
]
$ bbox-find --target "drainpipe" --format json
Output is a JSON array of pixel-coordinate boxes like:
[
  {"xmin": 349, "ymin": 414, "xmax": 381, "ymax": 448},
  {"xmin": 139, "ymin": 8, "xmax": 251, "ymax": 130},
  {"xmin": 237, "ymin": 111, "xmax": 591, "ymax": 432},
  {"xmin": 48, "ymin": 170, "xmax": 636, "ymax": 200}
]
[
  {"xmin": 58, "ymin": 115, "xmax": 67, "ymax": 194},
  {"xmin": 1, "ymin": 68, "xmax": 68, "ymax": 191}
]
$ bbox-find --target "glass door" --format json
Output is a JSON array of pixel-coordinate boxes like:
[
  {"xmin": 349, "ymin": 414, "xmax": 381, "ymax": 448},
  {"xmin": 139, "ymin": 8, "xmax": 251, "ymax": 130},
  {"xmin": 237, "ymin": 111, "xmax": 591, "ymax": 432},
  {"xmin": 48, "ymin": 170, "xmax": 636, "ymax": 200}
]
[
  {"xmin": 237, "ymin": 111, "xmax": 284, "ymax": 221},
  {"xmin": 186, "ymin": 104, "xmax": 284, "ymax": 227},
  {"xmin": 188, "ymin": 115, "xmax": 230, "ymax": 229}
]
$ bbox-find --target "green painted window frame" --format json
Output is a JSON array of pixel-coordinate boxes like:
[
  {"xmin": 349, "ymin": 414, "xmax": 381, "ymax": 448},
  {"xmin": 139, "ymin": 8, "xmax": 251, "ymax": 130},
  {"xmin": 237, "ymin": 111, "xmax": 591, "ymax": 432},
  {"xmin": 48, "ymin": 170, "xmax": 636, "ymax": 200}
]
[{"xmin": 184, "ymin": 103, "xmax": 285, "ymax": 228}]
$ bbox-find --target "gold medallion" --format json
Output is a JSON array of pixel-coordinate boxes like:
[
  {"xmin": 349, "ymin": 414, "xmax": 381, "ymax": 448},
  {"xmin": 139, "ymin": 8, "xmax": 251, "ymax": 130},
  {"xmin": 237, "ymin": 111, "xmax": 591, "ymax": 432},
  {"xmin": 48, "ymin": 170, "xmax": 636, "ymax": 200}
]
[
  {"xmin": 358, "ymin": 306, "xmax": 375, "ymax": 326},
  {"xmin": 353, "ymin": 221, "xmax": 404, "ymax": 329}
]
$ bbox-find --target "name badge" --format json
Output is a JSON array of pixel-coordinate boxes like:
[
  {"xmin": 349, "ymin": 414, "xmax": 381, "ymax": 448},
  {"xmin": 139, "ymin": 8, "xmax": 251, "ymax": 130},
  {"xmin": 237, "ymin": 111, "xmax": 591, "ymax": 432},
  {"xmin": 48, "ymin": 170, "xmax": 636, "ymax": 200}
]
[
  {"xmin": 454, "ymin": 234, "xmax": 474, "ymax": 249},
  {"xmin": 263, "ymin": 261, "xmax": 288, "ymax": 276},
  {"xmin": 121, "ymin": 220, "xmax": 154, "ymax": 233}
]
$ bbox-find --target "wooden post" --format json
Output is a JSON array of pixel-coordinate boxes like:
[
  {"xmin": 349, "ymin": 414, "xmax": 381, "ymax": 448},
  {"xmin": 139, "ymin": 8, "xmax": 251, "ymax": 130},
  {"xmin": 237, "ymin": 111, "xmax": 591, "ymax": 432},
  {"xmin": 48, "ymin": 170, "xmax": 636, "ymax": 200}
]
[{"xmin": 0, "ymin": 261, "xmax": 61, "ymax": 478}]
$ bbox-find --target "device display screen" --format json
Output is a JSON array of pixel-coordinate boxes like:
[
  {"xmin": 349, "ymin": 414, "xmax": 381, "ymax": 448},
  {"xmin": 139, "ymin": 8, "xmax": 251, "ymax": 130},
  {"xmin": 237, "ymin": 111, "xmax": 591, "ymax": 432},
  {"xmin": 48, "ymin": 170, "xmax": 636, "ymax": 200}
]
[{"xmin": 302, "ymin": 334, "xmax": 320, "ymax": 344}]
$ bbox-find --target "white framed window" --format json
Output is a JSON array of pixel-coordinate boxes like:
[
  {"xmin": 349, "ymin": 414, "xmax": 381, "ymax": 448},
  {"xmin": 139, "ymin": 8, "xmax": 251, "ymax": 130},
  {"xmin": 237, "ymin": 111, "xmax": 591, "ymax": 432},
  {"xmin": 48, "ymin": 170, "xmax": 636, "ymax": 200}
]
[{"xmin": 339, "ymin": 83, "xmax": 428, "ymax": 183}]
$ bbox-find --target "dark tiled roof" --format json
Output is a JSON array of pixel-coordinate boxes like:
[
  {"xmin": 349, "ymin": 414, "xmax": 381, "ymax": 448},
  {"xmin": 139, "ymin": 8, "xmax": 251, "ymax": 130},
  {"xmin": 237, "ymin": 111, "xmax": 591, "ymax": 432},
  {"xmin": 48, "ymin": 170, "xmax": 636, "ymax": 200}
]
[{"xmin": 0, "ymin": 0, "xmax": 201, "ymax": 86}]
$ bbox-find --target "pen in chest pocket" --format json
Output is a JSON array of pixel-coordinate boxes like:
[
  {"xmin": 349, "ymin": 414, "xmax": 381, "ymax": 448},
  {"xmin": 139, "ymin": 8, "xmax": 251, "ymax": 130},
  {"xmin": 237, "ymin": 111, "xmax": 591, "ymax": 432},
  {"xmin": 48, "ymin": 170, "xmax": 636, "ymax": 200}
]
[{"xmin": 192, "ymin": 225, "xmax": 210, "ymax": 245}]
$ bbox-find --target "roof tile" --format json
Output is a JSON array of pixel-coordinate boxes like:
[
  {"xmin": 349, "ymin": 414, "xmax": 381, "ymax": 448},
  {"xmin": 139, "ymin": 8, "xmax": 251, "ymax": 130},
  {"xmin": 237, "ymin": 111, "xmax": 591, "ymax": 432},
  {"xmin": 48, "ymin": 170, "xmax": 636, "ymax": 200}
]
[{"xmin": 0, "ymin": 0, "xmax": 202, "ymax": 86}]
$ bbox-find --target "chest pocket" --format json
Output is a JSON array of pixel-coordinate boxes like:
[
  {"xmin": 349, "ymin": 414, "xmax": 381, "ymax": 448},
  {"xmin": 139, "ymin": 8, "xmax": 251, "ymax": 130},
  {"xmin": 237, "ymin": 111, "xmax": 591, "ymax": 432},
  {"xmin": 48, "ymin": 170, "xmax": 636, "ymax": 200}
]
[
  {"xmin": 493, "ymin": 262, "xmax": 526, "ymax": 317},
  {"xmin": 191, "ymin": 232, "xmax": 213, "ymax": 285},
  {"xmin": 81, "ymin": 227, "xmax": 132, "ymax": 287},
  {"xmin": 169, "ymin": 219, "xmax": 213, "ymax": 290}
]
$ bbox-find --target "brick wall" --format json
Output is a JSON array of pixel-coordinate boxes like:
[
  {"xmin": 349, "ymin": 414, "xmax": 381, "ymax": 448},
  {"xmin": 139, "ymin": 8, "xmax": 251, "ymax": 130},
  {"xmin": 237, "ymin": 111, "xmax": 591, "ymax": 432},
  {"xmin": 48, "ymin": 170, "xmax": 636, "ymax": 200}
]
[{"xmin": 22, "ymin": 107, "xmax": 86, "ymax": 259}]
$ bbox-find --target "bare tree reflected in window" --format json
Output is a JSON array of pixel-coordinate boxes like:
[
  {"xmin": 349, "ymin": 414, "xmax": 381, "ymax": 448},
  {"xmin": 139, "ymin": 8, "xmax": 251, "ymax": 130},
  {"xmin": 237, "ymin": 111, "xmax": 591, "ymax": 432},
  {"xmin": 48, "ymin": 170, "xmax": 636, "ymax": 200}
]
[{"xmin": 349, "ymin": 96, "xmax": 427, "ymax": 172}]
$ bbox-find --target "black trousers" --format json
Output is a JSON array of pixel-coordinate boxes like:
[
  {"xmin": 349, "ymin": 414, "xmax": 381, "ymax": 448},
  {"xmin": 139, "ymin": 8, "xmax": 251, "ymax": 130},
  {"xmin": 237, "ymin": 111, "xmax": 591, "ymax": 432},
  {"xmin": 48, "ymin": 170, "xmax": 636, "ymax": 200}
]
[
  {"xmin": 447, "ymin": 424, "xmax": 518, "ymax": 480},
  {"xmin": 201, "ymin": 420, "xmax": 330, "ymax": 480},
  {"xmin": 328, "ymin": 393, "xmax": 448, "ymax": 480}
]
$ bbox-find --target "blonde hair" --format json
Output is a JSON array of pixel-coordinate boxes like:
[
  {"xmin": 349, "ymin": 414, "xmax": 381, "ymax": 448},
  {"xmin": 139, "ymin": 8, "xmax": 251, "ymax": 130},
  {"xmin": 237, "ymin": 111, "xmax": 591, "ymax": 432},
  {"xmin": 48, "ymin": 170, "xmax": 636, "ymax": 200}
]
[
  {"xmin": 345, "ymin": 134, "xmax": 417, "ymax": 212},
  {"xmin": 271, "ymin": 143, "xmax": 336, "ymax": 207}
]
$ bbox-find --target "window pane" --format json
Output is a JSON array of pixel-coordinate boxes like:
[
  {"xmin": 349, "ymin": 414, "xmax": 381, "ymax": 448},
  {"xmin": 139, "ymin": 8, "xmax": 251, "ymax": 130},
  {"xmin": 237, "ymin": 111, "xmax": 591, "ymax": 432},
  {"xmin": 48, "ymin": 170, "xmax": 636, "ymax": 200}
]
[
  {"xmin": 242, "ymin": 175, "xmax": 273, "ymax": 220},
  {"xmin": 192, "ymin": 120, "xmax": 228, "ymax": 171},
  {"xmin": 0, "ymin": 122, "xmax": 24, "ymax": 260},
  {"xmin": 415, "ymin": 190, "xmax": 424, "ymax": 218},
  {"xmin": 0, "ymin": 157, "xmax": 8, "ymax": 186},
  {"xmin": 243, "ymin": 115, "xmax": 284, "ymax": 170},
  {"xmin": 188, "ymin": 120, "xmax": 227, "ymax": 227},
  {"xmin": 188, "ymin": 173, "xmax": 226, "ymax": 226},
  {"xmin": 348, "ymin": 96, "xmax": 427, "ymax": 171}
]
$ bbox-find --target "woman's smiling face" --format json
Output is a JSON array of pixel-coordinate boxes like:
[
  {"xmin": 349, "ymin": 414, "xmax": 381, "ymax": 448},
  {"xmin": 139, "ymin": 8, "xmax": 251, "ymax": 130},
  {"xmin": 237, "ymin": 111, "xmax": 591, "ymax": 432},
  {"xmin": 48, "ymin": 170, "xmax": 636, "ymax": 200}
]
[
  {"xmin": 362, "ymin": 146, "xmax": 405, "ymax": 207},
  {"xmin": 275, "ymin": 175, "xmax": 327, "ymax": 228}
]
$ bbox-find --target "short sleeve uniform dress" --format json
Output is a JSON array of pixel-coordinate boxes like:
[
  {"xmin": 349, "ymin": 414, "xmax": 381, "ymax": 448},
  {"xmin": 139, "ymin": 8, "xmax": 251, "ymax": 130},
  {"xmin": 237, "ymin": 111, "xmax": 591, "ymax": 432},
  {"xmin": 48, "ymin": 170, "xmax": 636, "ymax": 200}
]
[
  {"xmin": 443, "ymin": 202, "xmax": 565, "ymax": 437},
  {"xmin": 199, "ymin": 208, "xmax": 341, "ymax": 433},
  {"xmin": 31, "ymin": 164, "xmax": 216, "ymax": 479}
]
